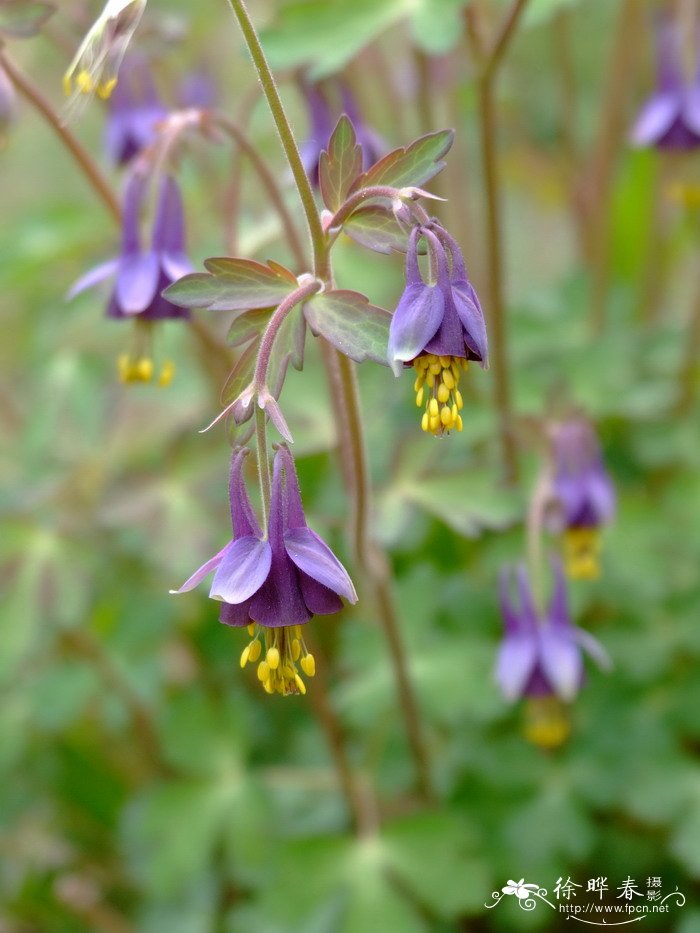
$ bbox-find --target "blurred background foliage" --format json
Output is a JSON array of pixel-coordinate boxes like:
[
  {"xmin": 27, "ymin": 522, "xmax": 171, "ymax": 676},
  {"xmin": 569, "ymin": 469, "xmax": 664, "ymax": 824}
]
[{"xmin": 2, "ymin": 0, "xmax": 700, "ymax": 930}]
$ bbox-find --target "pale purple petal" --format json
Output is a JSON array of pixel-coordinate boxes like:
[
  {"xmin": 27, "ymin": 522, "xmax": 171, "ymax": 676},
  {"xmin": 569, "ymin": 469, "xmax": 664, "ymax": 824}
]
[
  {"xmin": 209, "ymin": 536, "xmax": 272, "ymax": 603},
  {"xmin": 539, "ymin": 626, "xmax": 582, "ymax": 701},
  {"xmin": 161, "ymin": 252, "xmax": 194, "ymax": 283},
  {"xmin": 575, "ymin": 628, "xmax": 613, "ymax": 671},
  {"xmin": 274, "ymin": 445, "xmax": 305, "ymax": 529},
  {"xmin": 115, "ymin": 252, "xmax": 160, "ymax": 314},
  {"xmin": 495, "ymin": 636, "xmax": 538, "ymax": 701},
  {"xmin": 284, "ymin": 526, "xmax": 357, "ymax": 603},
  {"xmin": 686, "ymin": 85, "xmax": 700, "ymax": 135},
  {"xmin": 228, "ymin": 447, "xmax": 263, "ymax": 539},
  {"xmin": 630, "ymin": 94, "xmax": 680, "ymax": 147},
  {"xmin": 66, "ymin": 259, "xmax": 119, "ymax": 300},
  {"xmin": 169, "ymin": 545, "xmax": 228, "ymax": 594},
  {"xmin": 152, "ymin": 175, "xmax": 187, "ymax": 254},
  {"xmin": 387, "ymin": 284, "xmax": 445, "ymax": 375}
]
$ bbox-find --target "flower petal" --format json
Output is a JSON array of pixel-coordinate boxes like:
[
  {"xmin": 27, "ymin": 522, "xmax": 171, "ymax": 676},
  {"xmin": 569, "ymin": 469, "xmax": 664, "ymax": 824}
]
[
  {"xmin": 575, "ymin": 627, "xmax": 613, "ymax": 671},
  {"xmin": 66, "ymin": 259, "xmax": 119, "ymax": 300},
  {"xmin": 284, "ymin": 526, "xmax": 357, "ymax": 603},
  {"xmin": 539, "ymin": 626, "xmax": 582, "ymax": 701},
  {"xmin": 169, "ymin": 545, "xmax": 228, "ymax": 594},
  {"xmin": 387, "ymin": 283, "xmax": 444, "ymax": 375},
  {"xmin": 298, "ymin": 572, "xmax": 344, "ymax": 616},
  {"xmin": 219, "ymin": 598, "xmax": 254, "ymax": 627},
  {"xmin": 495, "ymin": 634, "xmax": 538, "ymax": 701},
  {"xmin": 630, "ymin": 94, "xmax": 680, "ymax": 147},
  {"xmin": 209, "ymin": 536, "xmax": 272, "ymax": 603},
  {"xmin": 115, "ymin": 251, "xmax": 160, "ymax": 314},
  {"xmin": 452, "ymin": 283, "xmax": 489, "ymax": 366}
]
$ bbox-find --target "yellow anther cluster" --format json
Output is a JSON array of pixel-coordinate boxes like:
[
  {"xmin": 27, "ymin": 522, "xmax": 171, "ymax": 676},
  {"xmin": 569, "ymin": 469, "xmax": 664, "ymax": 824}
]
[
  {"xmin": 563, "ymin": 527, "xmax": 601, "ymax": 580},
  {"xmin": 413, "ymin": 354, "xmax": 466, "ymax": 436},
  {"xmin": 523, "ymin": 696, "xmax": 570, "ymax": 750},
  {"xmin": 117, "ymin": 354, "xmax": 175, "ymax": 387},
  {"xmin": 240, "ymin": 623, "xmax": 316, "ymax": 696},
  {"xmin": 63, "ymin": 70, "xmax": 117, "ymax": 100}
]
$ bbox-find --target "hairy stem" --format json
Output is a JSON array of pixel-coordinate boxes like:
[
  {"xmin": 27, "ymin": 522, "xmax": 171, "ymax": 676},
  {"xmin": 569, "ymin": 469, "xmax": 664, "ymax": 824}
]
[
  {"xmin": 253, "ymin": 279, "xmax": 322, "ymax": 389},
  {"xmin": 0, "ymin": 51, "xmax": 121, "ymax": 223},
  {"xmin": 475, "ymin": 0, "xmax": 530, "ymax": 485},
  {"xmin": 224, "ymin": 0, "xmax": 328, "ymax": 277},
  {"xmin": 255, "ymin": 407, "xmax": 272, "ymax": 529}
]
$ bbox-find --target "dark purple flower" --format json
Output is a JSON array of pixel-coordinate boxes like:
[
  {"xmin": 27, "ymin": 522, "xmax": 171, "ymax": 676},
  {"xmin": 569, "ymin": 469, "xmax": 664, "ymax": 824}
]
[
  {"xmin": 496, "ymin": 561, "xmax": 610, "ymax": 705},
  {"xmin": 546, "ymin": 418, "xmax": 616, "ymax": 580},
  {"xmin": 105, "ymin": 54, "xmax": 167, "ymax": 165},
  {"xmin": 171, "ymin": 446, "xmax": 357, "ymax": 695},
  {"xmin": 631, "ymin": 17, "xmax": 700, "ymax": 150},
  {"xmin": 68, "ymin": 172, "xmax": 192, "ymax": 383},
  {"xmin": 387, "ymin": 224, "xmax": 488, "ymax": 435}
]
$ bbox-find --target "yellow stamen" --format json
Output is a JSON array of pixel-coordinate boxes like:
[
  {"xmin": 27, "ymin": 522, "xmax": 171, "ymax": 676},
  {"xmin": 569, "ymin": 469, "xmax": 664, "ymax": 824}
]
[
  {"xmin": 523, "ymin": 697, "xmax": 571, "ymax": 749},
  {"xmin": 257, "ymin": 661, "xmax": 270, "ymax": 682},
  {"xmin": 248, "ymin": 639, "xmax": 261, "ymax": 663},
  {"xmin": 158, "ymin": 360, "xmax": 175, "ymax": 387},
  {"xmin": 412, "ymin": 355, "xmax": 467, "ymax": 437},
  {"xmin": 97, "ymin": 78, "xmax": 117, "ymax": 99},
  {"xmin": 300, "ymin": 653, "xmax": 316, "ymax": 677},
  {"xmin": 243, "ymin": 627, "xmax": 315, "ymax": 696},
  {"xmin": 291, "ymin": 638, "xmax": 301, "ymax": 661},
  {"xmin": 266, "ymin": 646, "xmax": 280, "ymax": 670},
  {"xmin": 247, "ymin": 623, "xmax": 255, "ymax": 637},
  {"xmin": 76, "ymin": 70, "xmax": 94, "ymax": 94},
  {"xmin": 563, "ymin": 527, "xmax": 602, "ymax": 580},
  {"xmin": 239, "ymin": 645, "xmax": 250, "ymax": 668},
  {"xmin": 294, "ymin": 674, "xmax": 307, "ymax": 695}
]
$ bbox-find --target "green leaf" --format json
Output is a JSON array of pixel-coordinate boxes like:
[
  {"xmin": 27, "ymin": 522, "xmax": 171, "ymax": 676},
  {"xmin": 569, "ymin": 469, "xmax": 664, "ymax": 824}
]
[
  {"xmin": 344, "ymin": 206, "xmax": 411, "ymax": 255},
  {"xmin": 260, "ymin": 0, "xmax": 408, "ymax": 79},
  {"xmin": 320, "ymin": 116, "xmax": 363, "ymax": 213},
  {"xmin": 163, "ymin": 259, "xmax": 296, "ymax": 312},
  {"xmin": 226, "ymin": 307, "xmax": 274, "ymax": 348},
  {"xmin": 351, "ymin": 129, "xmax": 454, "ymax": 194},
  {"xmin": 0, "ymin": 1, "xmax": 54, "ymax": 38},
  {"xmin": 303, "ymin": 290, "xmax": 391, "ymax": 365}
]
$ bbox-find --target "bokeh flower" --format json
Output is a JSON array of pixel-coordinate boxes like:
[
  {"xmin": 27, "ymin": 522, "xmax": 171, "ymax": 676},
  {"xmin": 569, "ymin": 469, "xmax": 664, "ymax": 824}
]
[
  {"xmin": 104, "ymin": 54, "xmax": 166, "ymax": 165},
  {"xmin": 631, "ymin": 16, "xmax": 700, "ymax": 150},
  {"xmin": 496, "ymin": 561, "xmax": 610, "ymax": 747},
  {"xmin": 68, "ymin": 172, "xmax": 192, "ymax": 384},
  {"xmin": 545, "ymin": 418, "xmax": 616, "ymax": 580},
  {"xmin": 63, "ymin": 0, "xmax": 147, "ymax": 110},
  {"xmin": 388, "ymin": 224, "xmax": 488, "ymax": 436},
  {"xmin": 171, "ymin": 446, "xmax": 357, "ymax": 696}
]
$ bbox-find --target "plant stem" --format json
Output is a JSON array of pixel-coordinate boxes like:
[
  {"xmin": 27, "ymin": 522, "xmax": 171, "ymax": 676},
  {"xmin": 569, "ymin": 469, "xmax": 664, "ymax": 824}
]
[
  {"xmin": 213, "ymin": 114, "xmax": 307, "ymax": 270},
  {"xmin": 0, "ymin": 52, "xmax": 121, "ymax": 224},
  {"xmin": 255, "ymin": 407, "xmax": 271, "ymax": 528},
  {"xmin": 253, "ymin": 279, "xmax": 322, "ymax": 389},
  {"xmin": 224, "ymin": 0, "xmax": 328, "ymax": 277},
  {"xmin": 475, "ymin": 0, "xmax": 529, "ymax": 485}
]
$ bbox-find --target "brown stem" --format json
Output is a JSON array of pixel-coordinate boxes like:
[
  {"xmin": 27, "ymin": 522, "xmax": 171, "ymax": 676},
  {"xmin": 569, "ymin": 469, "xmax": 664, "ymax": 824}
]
[
  {"xmin": 475, "ymin": 0, "xmax": 530, "ymax": 485},
  {"xmin": 0, "ymin": 52, "xmax": 121, "ymax": 224},
  {"xmin": 304, "ymin": 630, "xmax": 379, "ymax": 836}
]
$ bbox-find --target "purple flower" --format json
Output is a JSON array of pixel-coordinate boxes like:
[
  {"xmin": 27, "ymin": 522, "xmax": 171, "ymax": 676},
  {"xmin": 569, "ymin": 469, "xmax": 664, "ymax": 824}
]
[
  {"xmin": 171, "ymin": 446, "xmax": 357, "ymax": 695},
  {"xmin": 105, "ymin": 54, "xmax": 167, "ymax": 165},
  {"xmin": 496, "ymin": 561, "xmax": 610, "ymax": 704},
  {"xmin": 546, "ymin": 419, "xmax": 616, "ymax": 580},
  {"xmin": 68, "ymin": 172, "xmax": 192, "ymax": 384},
  {"xmin": 631, "ymin": 17, "xmax": 700, "ymax": 150},
  {"xmin": 387, "ymin": 224, "xmax": 488, "ymax": 435}
]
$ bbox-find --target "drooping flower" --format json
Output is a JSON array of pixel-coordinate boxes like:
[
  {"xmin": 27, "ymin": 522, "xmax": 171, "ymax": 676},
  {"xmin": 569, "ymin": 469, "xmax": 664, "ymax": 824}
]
[
  {"xmin": 104, "ymin": 54, "xmax": 166, "ymax": 165},
  {"xmin": 630, "ymin": 16, "xmax": 700, "ymax": 150},
  {"xmin": 545, "ymin": 418, "xmax": 616, "ymax": 580},
  {"xmin": 68, "ymin": 172, "xmax": 192, "ymax": 384},
  {"xmin": 63, "ymin": 0, "xmax": 147, "ymax": 110},
  {"xmin": 496, "ymin": 561, "xmax": 610, "ymax": 747},
  {"xmin": 387, "ymin": 224, "xmax": 488, "ymax": 436},
  {"xmin": 171, "ymin": 446, "xmax": 357, "ymax": 696}
]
